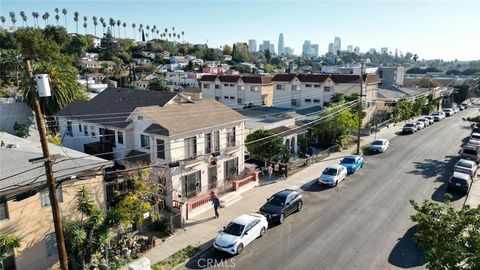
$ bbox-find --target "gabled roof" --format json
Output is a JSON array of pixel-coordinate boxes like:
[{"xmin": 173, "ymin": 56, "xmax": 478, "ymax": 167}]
[
  {"xmin": 218, "ymin": 75, "xmax": 241, "ymax": 83},
  {"xmin": 297, "ymin": 74, "xmax": 329, "ymax": 83},
  {"xmin": 272, "ymin": 73, "xmax": 380, "ymax": 85},
  {"xmin": 330, "ymin": 74, "xmax": 361, "ymax": 84},
  {"xmin": 271, "ymin": 74, "xmax": 297, "ymax": 82},
  {"xmin": 242, "ymin": 76, "xmax": 273, "ymax": 84},
  {"xmin": 57, "ymin": 88, "xmax": 178, "ymax": 128},
  {"xmin": 138, "ymin": 99, "xmax": 246, "ymax": 137},
  {"xmin": 198, "ymin": 75, "xmax": 218, "ymax": 82},
  {"xmin": 198, "ymin": 75, "xmax": 273, "ymax": 85},
  {"xmin": 0, "ymin": 132, "xmax": 112, "ymax": 194}
]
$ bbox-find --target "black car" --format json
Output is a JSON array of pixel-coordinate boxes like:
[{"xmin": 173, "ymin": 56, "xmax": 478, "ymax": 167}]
[{"xmin": 259, "ymin": 189, "xmax": 303, "ymax": 224}]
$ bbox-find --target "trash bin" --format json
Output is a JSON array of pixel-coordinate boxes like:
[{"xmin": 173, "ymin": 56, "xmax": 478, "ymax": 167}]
[{"xmin": 307, "ymin": 147, "xmax": 315, "ymax": 156}]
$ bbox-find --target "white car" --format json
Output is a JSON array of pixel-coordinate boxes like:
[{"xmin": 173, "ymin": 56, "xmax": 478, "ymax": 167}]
[
  {"xmin": 369, "ymin": 138, "xmax": 390, "ymax": 153},
  {"xmin": 318, "ymin": 165, "xmax": 347, "ymax": 186},
  {"xmin": 213, "ymin": 213, "xmax": 268, "ymax": 255},
  {"xmin": 454, "ymin": 159, "xmax": 478, "ymax": 178},
  {"xmin": 443, "ymin": 108, "xmax": 454, "ymax": 116},
  {"xmin": 417, "ymin": 118, "xmax": 430, "ymax": 127},
  {"xmin": 415, "ymin": 121, "xmax": 425, "ymax": 130}
]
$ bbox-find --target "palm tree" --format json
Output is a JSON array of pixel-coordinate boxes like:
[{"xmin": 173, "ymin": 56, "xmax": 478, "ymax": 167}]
[
  {"xmin": 74, "ymin": 11, "xmax": 79, "ymax": 33},
  {"xmin": 138, "ymin": 24, "xmax": 143, "ymax": 39},
  {"xmin": 172, "ymin": 26, "xmax": 175, "ymax": 33},
  {"xmin": 54, "ymin": 8, "xmax": 59, "ymax": 25},
  {"xmin": 62, "ymin": 8, "xmax": 67, "ymax": 30},
  {"xmin": 116, "ymin": 20, "xmax": 121, "ymax": 38},
  {"xmin": 155, "ymin": 29, "xmax": 159, "ymax": 39},
  {"xmin": 164, "ymin": 27, "xmax": 168, "ymax": 40},
  {"xmin": 0, "ymin": 16, "xmax": 6, "ymax": 29},
  {"xmin": 83, "ymin": 22, "xmax": 87, "ymax": 34},
  {"xmin": 9, "ymin": 12, "xmax": 16, "ymax": 28},
  {"xmin": 32, "ymin": 12, "xmax": 39, "ymax": 28},
  {"xmin": 19, "ymin": 11, "xmax": 25, "ymax": 26},
  {"xmin": 182, "ymin": 31, "xmax": 185, "ymax": 42},
  {"xmin": 92, "ymin": 16, "xmax": 98, "ymax": 36},
  {"xmin": 169, "ymin": 33, "xmax": 172, "ymax": 40},
  {"xmin": 145, "ymin": 25, "xmax": 150, "ymax": 40},
  {"xmin": 0, "ymin": 233, "xmax": 21, "ymax": 270},
  {"xmin": 177, "ymin": 33, "xmax": 181, "ymax": 42},
  {"xmin": 122, "ymin": 22, "xmax": 127, "ymax": 38},
  {"xmin": 109, "ymin": 18, "xmax": 115, "ymax": 37},
  {"xmin": 131, "ymin": 23, "xmax": 136, "ymax": 40},
  {"xmin": 99, "ymin": 17, "xmax": 105, "ymax": 35},
  {"xmin": 44, "ymin": 12, "xmax": 50, "ymax": 25}
]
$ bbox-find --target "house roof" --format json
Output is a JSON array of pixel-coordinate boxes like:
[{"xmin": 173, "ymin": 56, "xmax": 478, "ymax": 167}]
[
  {"xmin": 0, "ymin": 132, "xmax": 112, "ymax": 195},
  {"xmin": 377, "ymin": 88, "xmax": 407, "ymax": 100},
  {"xmin": 271, "ymin": 74, "xmax": 297, "ymax": 82},
  {"xmin": 138, "ymin": 99, "xmax": 246, "ymax": 136},
  {"xmin": 296, "ymin": 74, "xmax": 330, "ymax": 83},
  {"xmin": 198, "ymin": 75, "xmax": 218, "ymax": 82},
  {"xmin": 268, "ymin": 125, "xmax": 298, "ymax": 137},
  {"xmin": 199, "ymin": 75, "xmax": 273, "ymax": 85},
  {"xmin": 57, "ymin": 88, "xmax": 178, "ymax": 128},
  {"xmin": 218, "ymin": 75, "xmax": 240, "ymax": 83},
  {"xmin": 272, "ymin": 73, "xmax": 380, "ymax": 85},
  {"xmin": 183, "ymin": 87, "xmax": 202, "ymax": 93},
  {"xmin": 330, "ymin": 74, "xmax": 361, "ymax": 84}
]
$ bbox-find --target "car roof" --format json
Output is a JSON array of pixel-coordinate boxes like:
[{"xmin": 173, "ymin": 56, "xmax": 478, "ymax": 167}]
[
  {"xmin": 342, "ymin": 155, "xmax": 359, "ymax": 160},
  {"xmin": 374, "ymin": 138, "xmax": 387, "ymax": 142},
  {"xmin": 472, "ymin": 133, "xmax": 480, "ymax": 137},
  {"xmin": 273, "ymin": 189, "xmax": 296, "ymax": 198},
  {"xmin": 452, "ymin": 171, "xmax": 471, "ymax": 180},
  {"xmin": 326, "ymin": 164, "xmax": 344, "ymax": 170},
  {"xmin": 231, "ymin": 214, "xmax": 259, "ymax": 225}
]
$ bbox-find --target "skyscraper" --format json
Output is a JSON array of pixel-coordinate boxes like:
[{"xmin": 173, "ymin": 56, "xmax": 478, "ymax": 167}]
[
  {"xmin": 259, "ymin": 40, "xmax": 275, "ymax": 54},
  {"xmin": 333, "ymin": 36, "xmax": 341, "ymax": 55},
  {"xmin": 278, "ymin": 33, "xmax": 285, "ymax": 55},
  {"xmin": 303, "ymin": 40, "xmax": 311, "ymax": 56},
  {"xmin": 354, "ymin": 46, "xmax": 360, "ymax": 55},
  {"xmin": 328, "ymin": 43, "xmax": 335, "ymax": 54},
  {"xmin": 381, "ymin": 47, "xmax": 388, "ymax": 54},
  {"xmin": 248, "ymin": 39, "xmax": 257, "ymax": 53},
  {"xmin": 284, "ymin": 47, "xmax": 294, "ymax": 56},
  {"xmin": 347, "ymin": 45, "xmax": 353, "ymax": 53}
]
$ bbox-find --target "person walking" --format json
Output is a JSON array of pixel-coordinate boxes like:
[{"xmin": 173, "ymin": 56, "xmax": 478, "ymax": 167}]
[
  {"xmin": 212, "ymin": 193, "xmax": 220, "ymax": 218},
  {"xmin": 267, "ymin": 164, "xmax": 273, "ymax": 180}
]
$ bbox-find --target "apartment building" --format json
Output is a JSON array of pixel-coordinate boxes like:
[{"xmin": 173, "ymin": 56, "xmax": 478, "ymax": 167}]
[{"xmin": 199, "ymin": 75, "xmax": 274, "ymax": 107}]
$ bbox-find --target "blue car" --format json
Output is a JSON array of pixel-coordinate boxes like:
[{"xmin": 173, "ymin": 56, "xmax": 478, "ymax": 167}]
[{"xmin": 339, "ymin": 155, "xmax": 364, "ymax": 174}]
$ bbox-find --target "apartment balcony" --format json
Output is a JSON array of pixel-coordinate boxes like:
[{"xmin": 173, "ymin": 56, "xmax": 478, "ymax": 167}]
[{"xmin": 84, "ymin": 141, "xmax": 113, "ymax": 160}]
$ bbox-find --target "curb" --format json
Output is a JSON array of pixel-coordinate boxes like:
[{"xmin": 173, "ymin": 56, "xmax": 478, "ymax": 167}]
[{"xmin": 172, "ymin": 240, "xmax": 214, "ymax": 270}]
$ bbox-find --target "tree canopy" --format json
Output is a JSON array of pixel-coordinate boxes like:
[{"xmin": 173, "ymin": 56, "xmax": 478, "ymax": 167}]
[{"xmin": 245, "ymin": 129, "xmax": 284, "ymax": 162}]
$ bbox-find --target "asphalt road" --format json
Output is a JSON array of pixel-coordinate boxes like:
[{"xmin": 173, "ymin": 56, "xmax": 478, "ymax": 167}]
[{"xmin": 184, "ymin": 108, "xmax": 477, "ymax": 270}]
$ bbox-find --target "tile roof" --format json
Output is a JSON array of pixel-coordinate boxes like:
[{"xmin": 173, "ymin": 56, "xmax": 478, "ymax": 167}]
[
  {"xmin": 330, "ymin": 74, "xmax": 361, "ymax": 84},
  {"xmin": 138, "ymin": 99, "xmax": 246, "ymax": 137},
  {"xmin": 297, "ymin": 74, "xmax": 330, "ymax": 83},
  {"xmin": 268, "ymin": 125, "xmax": 298, "ymax": 137},
  {"xmin": 199, "ymin": 75, "xmax": 273, "ymax": 85},
  {"xmin": 272, "ymin": 73, "xmax": 380, "ymax": 84},
  {"xmin": 56, "ymin": 88, "xmax": 178, "ymax": 128},
  {"xmin": 271, "ymin": 74, "xmax": 297, "ymax": 82},
  {"xmin": 198, "ymin": 75, "xmax": 218, "ymax": 82},
  {"xmin": 218, "ymin": 75, "xmax": 241, "ymax": 83},
  {"xmin": 0, "ymin": 132, "xmax": 112, "ymax": 194}
]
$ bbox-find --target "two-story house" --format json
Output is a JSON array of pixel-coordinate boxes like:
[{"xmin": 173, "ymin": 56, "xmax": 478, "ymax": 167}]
[
  {"xmin": 199, "ymin": 75, "xmax": 274, "ymax": 108},
  {"xmin": 56, "ymin": 88, "xmax": 252, "ymax": 219},
  {"xmin": 0, "ymin": 132, "xmax": 111, "ymax": 270}
]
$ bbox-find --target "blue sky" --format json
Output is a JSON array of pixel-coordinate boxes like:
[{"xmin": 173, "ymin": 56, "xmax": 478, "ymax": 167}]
[{"xmin": 1, "ymin": 0, "xmax": 479, "ymax": 61}]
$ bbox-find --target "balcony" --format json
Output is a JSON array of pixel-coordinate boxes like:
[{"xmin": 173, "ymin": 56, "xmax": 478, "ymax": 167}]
[{"xmin": 84, "ymin": 141, "xmax": 113, "ymax": 160}]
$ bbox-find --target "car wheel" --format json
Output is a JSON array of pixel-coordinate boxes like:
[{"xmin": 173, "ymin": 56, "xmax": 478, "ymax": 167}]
[
  {"xmin": 259, "ymin": 227, "xmax": 266, "ymax": 237},
  {"xmin": 297, "ymin": 201, "xmax": 303, "ymax": 212},
  {"xmin": 279, "ymin": 213, "xmax": 285, "ymax": 224},
  {"xmin": 236, "ymin": 243, "xmax": 244, "ymax": 255}
]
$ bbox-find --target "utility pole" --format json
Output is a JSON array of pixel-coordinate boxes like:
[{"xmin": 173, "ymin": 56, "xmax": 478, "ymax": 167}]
[
  {"xmin": 356, "ymin": 61, "xmax": 364, "ymax": 155},
  {"xmin": 25, "ymin": 59, "xmax": 69, "ymax": 270}
]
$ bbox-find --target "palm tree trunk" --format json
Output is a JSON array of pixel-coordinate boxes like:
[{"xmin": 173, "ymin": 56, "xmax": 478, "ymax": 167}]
[{"xmin": 64, "ymin": 16, "xmax": 67, "ymax": 30}]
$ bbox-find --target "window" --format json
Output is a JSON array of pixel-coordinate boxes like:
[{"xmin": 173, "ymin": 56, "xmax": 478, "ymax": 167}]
[
  {"xmin": 224, "ymin": 96, "xmax": 229, "ymax": 99},
  {"xmin": 138, "ymin": 115, "xmax": 144, "ymax": 120},
  {"xmin": 292, "ymin": 85, "xmax": 300, "ymax": 91},
  {"xmin": 91, "ymin": 126, "xmax": 96, "ymax": 137},
  {"xmin": 40, "ymin": 186, "xmax": 63, "ymax": 208},
  {"xmin": 324, "ymin": 86, "xmax": 331, "ymax": 92},
  {"xmin": 226, "ymin": 127, "xmax": 236, "ymax": 147},
  {"xmin": 305, "ymin": 84, "xmax": 312, "ymax": 88},
  {"xmin": 0, "ymin": 196, "xmax": 8, "ymax": 220},
  {"xmin": 276, "ymin": 85, "xmax": 284, "ymax": 90},
  {"xmin": 237, "ymin": 98, "xmax": 243, "ymax": 104},
  {"xmin": 205, "ymin": 133, "xmax": 212, "ymax": 154},
  {"xmin": 78, "ymin": 124, "xmax": 82, "ymax": 132},
  {"xmin": 45, "ymin": 233, "xmax": 58, "ymax": 257},
  {"xmin": 215, "ymin": 96, "xmax": 220, "ymax": 101},
  {"xmin": 215, "ymin": 84, "xmax": 221, "ymax": 89},
  {"xmin": 66, "ymin": 121, "xmax": 73, "ymax": 137},
  {"xmin": 314, "ymin": 84, "xmax": 321, "ymax": 88},
  {"xmin": 224, "ymin": 157, "xmax": 238, "ymax": 180},
  {"xmin": 291, "ymin": 99, "xmax": 299, "ymax": 106},
  {"xmin": 184, "ymin": 136, "xmax": 197, "ymax": 159},
  {"xmin": 117, "ymin": 131, "xmax": 124, "ymax": 145},
  {"xmin": 230, "ymin": 84, "xmax": 235, "ymax": 87},
  {"xmin": 305, "ymin": 99, "xmax": 312, "ymax": 102},
  {"xmin": 224, "ymin": 84, "xmax": 229, "ymax": 87},
  {"xmin": 84, "ymin": 125, "xmax": 88, "ymax": 136},
  {"xmin": 214, "ymin": 131, "xmax": 220, "ymax": 151},
  {"xmin": 237, "ymin": 86, "xmax": 245, "ymax": 91},
  {"xmin": 230, "ymin": 96, "xmax": 235, "ymax": 100},
  {"xmin": 183, "ymin": 171, "xmax": 201, "ymax": 198},
  {"xmin": 140, "ymin": 134, "xmax": 150, "ymax": 149},
  {"xmin": 251, "ymin": 86, "xmax": 259, "ymax": 92},
  {"xmin": 313, "ymin": 99, "xmax": 321, "ymax": 103},
  {"xmin": 157, "ymin": 139, "xmax": 165, "ymax": 159}
]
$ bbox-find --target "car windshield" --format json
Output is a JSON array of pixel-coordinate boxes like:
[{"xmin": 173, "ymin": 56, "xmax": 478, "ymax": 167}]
[
  {"xmin": 223, "ymin": 222, "xmax": 245, "ymax": 236},
  {"xmin": 432, "ymin": 113, "xmax": 439, "ymax": 116},
  {"xmin": 405, "ymin": 124, "xmax": 415, "ymax": 127},
  {"xmin": 452, "ymin": 178, "xmax": 467, "ymax": 185},
  {"xmin": 472, "ymin": 135, "xmax": 480, "ymax": 140},
  {"xmin": 457, "ymin": 161, "xmax": 473, "ymax": 168},
  {"xmin": 323, "ymin": 168, "xmax": 338, "ymax": 175},
  {"xmin": 341, "ymin": 157, "xmax": 356, "ymax": 164},
  {"xmin": 372, "ymin": 140, "xmax": 384, "ymax": 145},
  {"xmin": 419, "ymin": 119, "xmax": 426, "ymax": 122},
  {"xmin": 267, "ymin": 195, "xmax": 286, "ymax": 206},
  {"xmin": 463, "ymin": 149, "xmax": 477, "ymax": 155}
]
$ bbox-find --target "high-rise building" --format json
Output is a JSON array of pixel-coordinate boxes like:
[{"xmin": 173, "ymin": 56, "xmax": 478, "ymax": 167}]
[
  {"xmin": 302, "ymin": 40, "xmax": 319, "ymax": 57},
  {"xmin": 395, "ymin": 48, "xmax": 399, "ymax": 57},
  {"xmin": 354, "ymin": 46, "xmax": 360, "ymax": 55},
  {"xmin": 278, "ymin": 33, "xmax": 285, "ymax": 55},
  {"xmin": 328, "ymin": 43, "xmax": 335, "ymax": 54},
  {"xmin": 369, "ymin": 48, "xmax": 376, "ymax": 54},
  {"xmin": 347, "ymin": 45, "xmax": 353, "ymax": 53},
  {"xmin": 284, "ymin": 47, "xmax": 294, "ymax": 56},
  {"xmin": 310, "ymin": 44, "xmax": 319, "ymax": 57},
  {"xmin": 303, "ymin": 40, "xmax": 311, "ymax": 56},
  {"xmin": 259, "ymin": 40, "xmax": 275, "ymax": 54},
  {"xmin": 248, "ymin": 39, "xmax": 257, "ymax": 53},
  {"xmin": 380, "ymin": 47, "xmax": 388, "ymax": 54},
  {"xmin": 333, "ymin": 36, "xmax": 341, "ymax": 54}
]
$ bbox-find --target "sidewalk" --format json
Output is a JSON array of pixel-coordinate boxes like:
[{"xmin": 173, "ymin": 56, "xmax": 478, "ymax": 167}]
[
  {"xmin": 465, "ymin": 178, "xmax": 480, "ymax": 208},
  {"xmin": 142, "ymin": 123, "xmax": 403, "ymax": 266}
]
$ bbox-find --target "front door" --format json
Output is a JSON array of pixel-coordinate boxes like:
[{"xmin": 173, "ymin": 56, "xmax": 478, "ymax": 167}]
[{"xmin": 208, "ymin": 165, "xmax": 217, "ymax": 190}]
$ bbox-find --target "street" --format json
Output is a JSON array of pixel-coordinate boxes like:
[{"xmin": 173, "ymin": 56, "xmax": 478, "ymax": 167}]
[{"xmin": 184, "ymin": 108, "xmax": 477, "ymax": 270}]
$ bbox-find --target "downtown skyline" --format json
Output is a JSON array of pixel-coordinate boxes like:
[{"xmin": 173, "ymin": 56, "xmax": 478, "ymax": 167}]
[{"xmin": 1, "ymin": 0, "xmax": 479, "ymax": 61}]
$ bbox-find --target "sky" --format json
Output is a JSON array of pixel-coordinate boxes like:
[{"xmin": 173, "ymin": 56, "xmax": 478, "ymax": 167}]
[{"xmin": 1, "ymin": 0, "xmax": 479, "ymax": 61}]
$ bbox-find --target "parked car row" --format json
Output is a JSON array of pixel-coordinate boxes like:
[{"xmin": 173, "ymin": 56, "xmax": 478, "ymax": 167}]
[{"xmin": 450, "ymin": 125, "xmax": 478, "ymax": 194}]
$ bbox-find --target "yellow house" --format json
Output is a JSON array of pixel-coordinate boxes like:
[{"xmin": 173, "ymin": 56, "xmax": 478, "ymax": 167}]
[{"xmin": 0, "ymin": 132, "xmax": 112, "ymax": 270}]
